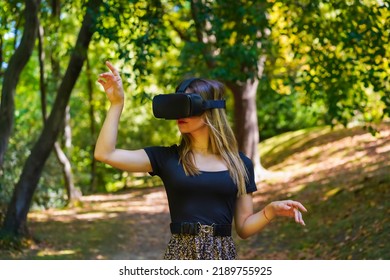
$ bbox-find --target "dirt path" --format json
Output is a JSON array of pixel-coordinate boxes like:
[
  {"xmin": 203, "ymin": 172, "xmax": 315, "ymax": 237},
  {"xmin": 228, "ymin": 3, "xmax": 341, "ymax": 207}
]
[{"xmin": 27, "ymin": 187, "xmax": 172, "ymax": 259}]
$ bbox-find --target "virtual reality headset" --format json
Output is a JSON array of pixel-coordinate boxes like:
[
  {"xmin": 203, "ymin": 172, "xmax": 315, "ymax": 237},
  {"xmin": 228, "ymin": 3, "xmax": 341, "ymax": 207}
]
[{"xmin": 152, "ymin": 78, "xmax": 226, "ymax": 120}]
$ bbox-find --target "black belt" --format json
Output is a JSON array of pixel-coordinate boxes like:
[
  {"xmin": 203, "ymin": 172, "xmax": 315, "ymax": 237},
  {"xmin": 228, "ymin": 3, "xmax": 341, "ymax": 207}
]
[{"xmin": 170, "ymin": 222, "xmax": 231, "ymax": 237}]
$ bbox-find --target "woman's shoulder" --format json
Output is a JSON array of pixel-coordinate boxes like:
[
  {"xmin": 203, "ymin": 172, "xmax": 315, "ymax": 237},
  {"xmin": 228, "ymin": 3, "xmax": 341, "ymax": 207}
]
[
  {"xmin": 238, "ymin": 151, "xmax": 254, "ymax": 168},
  {"xmin": 144, "ymin": 144, "xmax": 179, "ymax": 155}
]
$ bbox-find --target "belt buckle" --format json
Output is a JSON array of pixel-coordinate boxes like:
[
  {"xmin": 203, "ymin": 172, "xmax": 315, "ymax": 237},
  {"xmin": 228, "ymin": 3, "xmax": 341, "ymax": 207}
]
[{"xmin": 198, "ymin": 223, "xmax": 214, "ymax": 234}]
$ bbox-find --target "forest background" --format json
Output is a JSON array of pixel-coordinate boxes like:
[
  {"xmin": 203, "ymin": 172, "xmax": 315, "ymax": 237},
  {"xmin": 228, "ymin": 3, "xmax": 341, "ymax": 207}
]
[{"xmin": 0, "ymin": 0, "xmax": 389, "ymax": 259}]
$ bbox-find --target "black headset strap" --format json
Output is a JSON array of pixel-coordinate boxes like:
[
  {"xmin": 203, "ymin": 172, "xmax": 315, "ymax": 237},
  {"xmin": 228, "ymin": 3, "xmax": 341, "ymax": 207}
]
[
  {"xmin": 176, "ymin": 78, "xmax": 198, "ymax": 93},
  {"xmin": 204, "ymin": 100, "xmax": 226, "ymax": 109},
  {"xmin": 176, "ymin": 78, "xmax": 226, "ymax": 110}
]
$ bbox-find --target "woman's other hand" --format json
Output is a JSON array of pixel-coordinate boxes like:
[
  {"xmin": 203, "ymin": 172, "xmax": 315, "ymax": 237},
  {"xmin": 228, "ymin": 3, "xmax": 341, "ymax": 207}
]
[{"xmin": 265, "ymin": 200, "xmax": 307, "ymax": 226}]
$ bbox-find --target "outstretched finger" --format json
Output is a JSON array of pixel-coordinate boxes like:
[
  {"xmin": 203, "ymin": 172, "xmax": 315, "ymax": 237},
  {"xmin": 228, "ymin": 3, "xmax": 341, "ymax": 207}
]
[
  {"xmin": 294, "ymin": 208, "xmax": 306, "ymax": 226},
  {"xmin": 298, "ymin": 209, "xmax": 305, "ymax": 226},
  {"xmin": 300, "ymin": 211, "xmax": 306, "ymax": 226},
  {"xmin": 105, "ymin": 61, "xmax": 120, "ymax": 77},
  {"xmin": 287, "ymin": 200, "xmax": 308, "ymax": 212},
  {"xmin": 294, "ymin": 208, "xmax": 300, "ymax": 223},
  {"xmin": 297, "ymin": 202, "xmax": 308, "ymax": 212}
]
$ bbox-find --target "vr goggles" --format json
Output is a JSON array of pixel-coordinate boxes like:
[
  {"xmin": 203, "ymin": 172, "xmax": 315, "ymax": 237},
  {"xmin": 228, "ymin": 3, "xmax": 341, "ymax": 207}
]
[{"xmin": 152, "ymin": 78, "xmax": 226, "ymax": 119}]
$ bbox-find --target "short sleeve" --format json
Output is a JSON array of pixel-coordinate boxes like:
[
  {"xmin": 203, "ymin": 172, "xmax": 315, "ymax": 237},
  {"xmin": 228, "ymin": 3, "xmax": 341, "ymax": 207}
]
[
  {"xmin": 240, "ymin": 152, "xmax": 257, "ymax": 194},
  {"xmin": 144, "ymin": 145, "xmax": 178, "ymax": 176}
]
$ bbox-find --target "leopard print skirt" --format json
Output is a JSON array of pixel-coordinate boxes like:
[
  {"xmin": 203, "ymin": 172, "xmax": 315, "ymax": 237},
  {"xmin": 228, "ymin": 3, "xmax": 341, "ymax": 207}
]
[{"xmin": 163, "ymin": 225, "xmax": 236, "ymax": 260}]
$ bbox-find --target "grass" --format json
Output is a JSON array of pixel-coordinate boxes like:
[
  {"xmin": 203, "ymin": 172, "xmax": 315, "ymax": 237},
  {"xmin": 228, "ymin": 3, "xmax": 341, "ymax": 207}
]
[{"xmin": 0, "ymin": 123, "xmax": 389, "ymax": 259}]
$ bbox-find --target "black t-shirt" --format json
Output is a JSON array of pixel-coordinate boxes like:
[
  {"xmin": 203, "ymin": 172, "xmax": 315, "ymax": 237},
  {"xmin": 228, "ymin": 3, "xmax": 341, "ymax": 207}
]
[{"xmin": 144, "ymin": 145, "xmax": 257, "ymax": 225}]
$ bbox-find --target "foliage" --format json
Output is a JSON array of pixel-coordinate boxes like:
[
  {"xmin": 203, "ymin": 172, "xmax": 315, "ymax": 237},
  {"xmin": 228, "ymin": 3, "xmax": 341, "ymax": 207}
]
[
  {"xmin": 0, "ymin": 0, "xmax": 389, "ymax": 211},
  {"xmin": 0, "ymin": 0, "xmax": 24, "ymax": 71},
  {"xmin": 256, "ymin": 75, "xmax": 327, "ymax": 140},
  {"xmin": 268, "ymin": 0, "xmax": 390, "ymax": 126},
  {"xmin": 170, "ymin": 0, "xmax": 270, "ymax": 81}
]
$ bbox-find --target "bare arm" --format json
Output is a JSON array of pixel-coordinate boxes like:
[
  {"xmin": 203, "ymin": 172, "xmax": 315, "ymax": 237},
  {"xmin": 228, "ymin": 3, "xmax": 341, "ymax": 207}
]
[
  {"xmin": 94, "ymin": 61, "xmax": 152, "ymax": 173},
  {"xmin": 234, "ymin": 194, "xmax": 307, "ymax": 239}
]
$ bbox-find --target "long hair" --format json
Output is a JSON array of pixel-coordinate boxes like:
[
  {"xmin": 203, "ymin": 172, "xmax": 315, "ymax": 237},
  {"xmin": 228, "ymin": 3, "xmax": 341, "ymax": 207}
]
[{"xmin": 177, "ymin": 78, "xmax": 249, "ymax": 196}]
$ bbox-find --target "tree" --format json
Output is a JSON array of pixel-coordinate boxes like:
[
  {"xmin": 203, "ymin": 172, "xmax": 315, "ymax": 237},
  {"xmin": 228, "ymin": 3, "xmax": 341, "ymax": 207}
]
[
  {"xmin": 37, "ymin": 0, "xmax": 81, "ymax": 205},
  {"xmin": 0, "ymin": 0, "xmax": 40, "ymax": 169},
  {"xmin": 94, "ymin": 1, "xmax": 271, "ymax": 179},
  {"xmin": 1, "ymin": 0, "xmax": 103, "ymax": 237},
  {"xmin": 161, "ymin": 0, "xmax": 271, "ymax": 179}
]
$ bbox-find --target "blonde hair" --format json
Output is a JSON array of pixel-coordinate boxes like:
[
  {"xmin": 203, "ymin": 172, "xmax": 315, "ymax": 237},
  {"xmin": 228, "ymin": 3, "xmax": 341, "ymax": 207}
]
[{"xmin": 177, "ymin": 78, "xmax": 249, "ymax": 195}]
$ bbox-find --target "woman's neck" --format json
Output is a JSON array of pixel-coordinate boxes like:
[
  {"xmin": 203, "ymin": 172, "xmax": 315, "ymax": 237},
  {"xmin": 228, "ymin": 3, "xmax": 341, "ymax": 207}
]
[{"xmin": 190, "ymin": 133, "xmax": 209, "ymax": 153}]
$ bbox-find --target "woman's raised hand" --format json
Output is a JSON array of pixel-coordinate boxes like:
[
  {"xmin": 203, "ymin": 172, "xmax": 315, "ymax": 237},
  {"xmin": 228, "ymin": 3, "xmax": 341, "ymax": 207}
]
[{"xmin": 97, "ymin": 61, "xmax": 124, "ymax": 105}]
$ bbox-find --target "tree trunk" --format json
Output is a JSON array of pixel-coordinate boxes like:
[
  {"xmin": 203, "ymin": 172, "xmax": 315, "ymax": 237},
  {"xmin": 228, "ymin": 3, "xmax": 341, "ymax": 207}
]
[
  {"xmin": 1, "ymin": 0, "xmax": 102, "ymax": 237},
  {"xmin": 86, "ymin": 57, "xmax": 98, "ymax": 192},
  {"xmin": 226, "ymin": 79, "xmax": 265, "ymax": 181},
  {"xmin": 53, "ymin": 141, "xmax": 81, "ymax": 204},
  {"xmin": 0, "ymin": 36, "xmax": 4, "ymax": 77},
  {"xmin": 61, "ymin": 105, "xmax": 82, "ymax": 203},
  {"xmin": 37, "ymin": 21, "xmax": 47, "ymax": 123},
  {"xmin": 0, "ymin": 0, "xmax": 40, "ymax": 169},
  {"xmin": 37, "ymin": 18, "xmax": 81, "ymax": 205}
]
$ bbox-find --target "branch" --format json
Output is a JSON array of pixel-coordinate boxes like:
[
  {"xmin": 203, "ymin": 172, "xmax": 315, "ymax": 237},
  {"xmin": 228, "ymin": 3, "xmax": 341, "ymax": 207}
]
[
  {"xmin": 167, "ymin": 18, "xmax": 191, "ymax": 42},
  {"xmin": 190, "ymin": 0, "xmax": 216, "ymax": 69}
]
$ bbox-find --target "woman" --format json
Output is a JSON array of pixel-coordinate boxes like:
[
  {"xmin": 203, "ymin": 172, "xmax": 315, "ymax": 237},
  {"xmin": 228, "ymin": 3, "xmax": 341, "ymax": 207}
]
[{"xmin": 95, "ymin": 61, "xmax": 307, "ymax": 260}]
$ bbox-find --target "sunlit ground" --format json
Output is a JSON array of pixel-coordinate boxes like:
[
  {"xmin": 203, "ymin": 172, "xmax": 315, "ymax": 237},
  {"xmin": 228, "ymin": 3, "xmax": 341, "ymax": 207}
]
[
  {"xmin": 25, "ymin": 188, "xmax": 170, "ymax": 260},
  {"xmin": 256, "ymin": 124, "xmax": 389, "ymax": 200},
  {"xmin": 29, "ymin": 189, "xmax": 169, "ymax": 223}
]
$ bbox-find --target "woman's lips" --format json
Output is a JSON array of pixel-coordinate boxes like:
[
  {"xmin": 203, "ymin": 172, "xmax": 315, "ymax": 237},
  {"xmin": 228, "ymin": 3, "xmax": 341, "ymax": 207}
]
[{"xmin": 177, "ymin": 119, "xmax": 187, "ymax": 124}]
